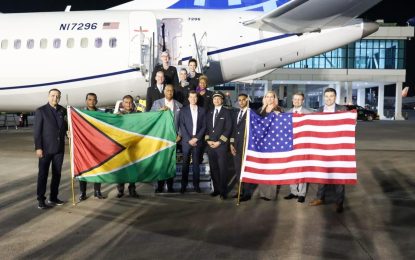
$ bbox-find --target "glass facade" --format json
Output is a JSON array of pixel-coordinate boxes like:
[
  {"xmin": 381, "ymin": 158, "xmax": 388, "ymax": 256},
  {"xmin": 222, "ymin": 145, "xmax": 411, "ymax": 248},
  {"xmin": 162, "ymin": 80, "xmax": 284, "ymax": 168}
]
[{"xmin": 284, "ymin": 39, "xmax": 406, "ymax": 69}]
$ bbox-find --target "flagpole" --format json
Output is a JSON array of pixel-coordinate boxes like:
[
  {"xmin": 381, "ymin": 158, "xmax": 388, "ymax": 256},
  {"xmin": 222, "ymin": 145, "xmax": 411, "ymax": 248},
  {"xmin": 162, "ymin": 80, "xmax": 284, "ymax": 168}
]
[
  {"xmin": 237, "ymin": 101, "xmax": 250, "ymax": 206},
  {"xmin": 66, "ymin": 102, "xmax": 76, "ymax": 206}
]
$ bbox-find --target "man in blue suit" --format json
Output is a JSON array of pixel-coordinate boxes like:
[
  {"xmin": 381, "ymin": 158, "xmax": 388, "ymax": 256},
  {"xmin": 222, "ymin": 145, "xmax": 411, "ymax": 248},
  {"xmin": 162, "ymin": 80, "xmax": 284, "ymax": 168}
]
[
  {"xmin": 34, "ymin": 88, "xmax": 67, "ymax": 209},
  {"xmin": 179, "ymin": 90, "xmax": 206, "ymax": 193}
]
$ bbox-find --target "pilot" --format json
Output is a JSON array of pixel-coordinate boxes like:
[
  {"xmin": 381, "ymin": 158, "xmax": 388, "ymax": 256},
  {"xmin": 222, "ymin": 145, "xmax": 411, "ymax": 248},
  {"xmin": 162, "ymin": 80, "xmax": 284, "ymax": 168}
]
[{"xmin": 205, "ymin": 91, "xmax": 233, "ymax": 200}]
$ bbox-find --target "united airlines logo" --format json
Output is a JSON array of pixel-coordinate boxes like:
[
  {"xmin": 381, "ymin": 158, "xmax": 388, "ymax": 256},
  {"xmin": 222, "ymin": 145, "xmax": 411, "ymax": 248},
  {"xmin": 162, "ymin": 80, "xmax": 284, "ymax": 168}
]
[{"xmin": 168, "ymin": 0, "xmax": 291, "ymax": 12}]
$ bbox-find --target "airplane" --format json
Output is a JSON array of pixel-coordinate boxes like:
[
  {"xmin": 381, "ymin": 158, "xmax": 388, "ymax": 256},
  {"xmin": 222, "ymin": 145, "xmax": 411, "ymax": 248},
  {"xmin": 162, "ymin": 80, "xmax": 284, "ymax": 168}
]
[{"xmin": 0, "ymin": 0, "xmax": 382, "ymax": 111}]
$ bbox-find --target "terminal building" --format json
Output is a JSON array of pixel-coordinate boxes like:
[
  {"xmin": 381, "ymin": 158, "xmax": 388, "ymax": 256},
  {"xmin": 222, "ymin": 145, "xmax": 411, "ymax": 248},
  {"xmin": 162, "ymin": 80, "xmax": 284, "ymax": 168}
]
[{"xmin": 217, "ymin": 23, "xmax": 414, "ymax": 120}]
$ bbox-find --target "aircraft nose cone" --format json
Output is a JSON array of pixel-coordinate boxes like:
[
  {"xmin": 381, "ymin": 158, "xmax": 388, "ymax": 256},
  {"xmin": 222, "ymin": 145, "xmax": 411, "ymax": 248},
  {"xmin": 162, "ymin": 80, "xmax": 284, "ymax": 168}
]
[{"xmin": 362, "ymin": 21, "xmax": 379, "ymax": 38}]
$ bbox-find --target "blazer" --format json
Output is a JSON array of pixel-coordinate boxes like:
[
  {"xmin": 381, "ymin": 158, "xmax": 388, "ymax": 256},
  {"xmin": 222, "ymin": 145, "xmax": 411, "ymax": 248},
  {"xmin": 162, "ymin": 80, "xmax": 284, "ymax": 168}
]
[
  {"xmin": 146, "ymin": 85, "xmax": 165, "ymax": 112},
  {"xmin": 230, "ymin": 108, "xmax": 247, "ymax": 152},
  {"xmin": 179, "ymin": 105, "xmax": 206, "ymax": 145},
  {"xmin": 318, "ymin": 104, "xmax": 346, "ymax": 112},
  {"xmin": 151, "ymin": 64, "xmax": 179, "ymax": 87},
  {"xmin": 287, "ymin": 107, "xmax": 312, "ymax": 114},
  {"xmin": 151, "ymin": 98, "xmax": 183, "ymax": 133},
  {"xmin": 34, "ymin": 103, "xmax": 67, "ymax": 154},
  {"xmin": 205, "ymin": 107, "xmax": 232, "ymax": 145}
]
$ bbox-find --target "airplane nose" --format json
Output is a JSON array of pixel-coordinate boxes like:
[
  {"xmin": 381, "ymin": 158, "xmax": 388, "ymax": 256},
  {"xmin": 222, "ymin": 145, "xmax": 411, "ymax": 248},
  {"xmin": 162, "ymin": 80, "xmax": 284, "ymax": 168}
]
[{"xmin": 362, "ymin": 21, "xmax": 379, "ymax": 38}]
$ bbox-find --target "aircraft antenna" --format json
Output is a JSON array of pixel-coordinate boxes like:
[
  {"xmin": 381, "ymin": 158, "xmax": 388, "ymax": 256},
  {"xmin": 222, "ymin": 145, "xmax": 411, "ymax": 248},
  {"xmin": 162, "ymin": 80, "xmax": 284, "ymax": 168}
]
[{"xmin": 65, "ymin": 5, "xmax": 72, "ymax": 12}]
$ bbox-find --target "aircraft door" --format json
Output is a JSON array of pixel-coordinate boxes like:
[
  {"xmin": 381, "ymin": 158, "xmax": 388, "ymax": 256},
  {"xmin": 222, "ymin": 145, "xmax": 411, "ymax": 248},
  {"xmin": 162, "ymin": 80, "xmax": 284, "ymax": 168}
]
[
  {"xmin": 159, "ymin": 18, "xmax": 183, "ymax": 66},
  {"xmin": 129, "ymin": 12, "xmax": 158, "ymax": 81}
]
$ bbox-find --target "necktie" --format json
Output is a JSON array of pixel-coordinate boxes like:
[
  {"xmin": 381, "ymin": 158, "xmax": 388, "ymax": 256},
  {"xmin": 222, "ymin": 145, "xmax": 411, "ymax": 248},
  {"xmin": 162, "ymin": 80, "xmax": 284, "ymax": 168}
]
[
  {"xmin": 213, "ymin": 109, "xmax": 218, "ymax": 127},
  {"xmin": 237, "ymin": 109, "xmax": 243, "ymax": 124}
]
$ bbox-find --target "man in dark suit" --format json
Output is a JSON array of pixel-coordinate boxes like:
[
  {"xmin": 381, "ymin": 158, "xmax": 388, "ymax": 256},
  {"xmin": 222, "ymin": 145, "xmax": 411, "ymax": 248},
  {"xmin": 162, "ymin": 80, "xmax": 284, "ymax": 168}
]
[
  {"xmin": 145, "ymin": 70, "xmax": 165, "ymax": 112},
  {"xmin": 309, "ymin": 87, "xmax": 347, "ymax": 213},
  {"xmin": 230, "ymin": 93, "xmax": 251, "ymax": 202},
  {"xmin": 179, "ymin": 90, "xmax": 206, "ymax": 193},
  {"xmin": 34, "ymin": 88, "xmax": 67, "ymax": 209},
  {"xmin": 205, "ymin": 91, "xmax": 233, "ymax": 199}
]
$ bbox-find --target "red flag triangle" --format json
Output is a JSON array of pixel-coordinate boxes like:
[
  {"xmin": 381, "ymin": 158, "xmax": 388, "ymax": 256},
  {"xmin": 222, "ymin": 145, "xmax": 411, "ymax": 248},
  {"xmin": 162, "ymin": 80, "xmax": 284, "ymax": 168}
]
[{"xmin": 71, "ymin": 108, "xmax": 125, "ymax": 176}]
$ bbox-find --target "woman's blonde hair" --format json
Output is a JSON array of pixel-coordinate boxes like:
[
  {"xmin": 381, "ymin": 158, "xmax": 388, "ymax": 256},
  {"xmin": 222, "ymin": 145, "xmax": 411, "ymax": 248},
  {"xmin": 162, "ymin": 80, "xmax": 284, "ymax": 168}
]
[{"xmin": 260, "ymin": 90, "xmax": 281, "ymax": 113}]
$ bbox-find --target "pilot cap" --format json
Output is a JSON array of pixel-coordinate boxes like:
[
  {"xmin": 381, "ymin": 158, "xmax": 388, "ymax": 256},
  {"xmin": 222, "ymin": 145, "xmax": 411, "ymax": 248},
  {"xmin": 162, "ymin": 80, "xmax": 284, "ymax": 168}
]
[{"xmin": 212, "ymin": 91, "xmax": 224, "ymax": 99}]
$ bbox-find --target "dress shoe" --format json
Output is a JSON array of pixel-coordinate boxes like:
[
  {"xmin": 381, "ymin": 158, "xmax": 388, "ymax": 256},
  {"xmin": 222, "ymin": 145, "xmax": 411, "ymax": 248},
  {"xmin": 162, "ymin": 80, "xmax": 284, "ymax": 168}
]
[
  {"xmin": 180, "ymin": 187, "xmax": 186, "ymax": 194},
  {"xmin": 79, "ymin": 193, "xmax": 87, "ymax": 202},
  {"xmin": 231, "ymin": 194, "xmax": 239, "ymax": 199},
  {"xmin": 335, "ymin": 203, "xmax": 344, "ymax": 213},
  {"xmin": 167, "ymin": 188, "xmax": 175, "ymax": 193},
  {"xmin": 260, "ymin": 197, "xmax": 271, "ymax": 201},
  {"xmin": 129, "ymin": 189, "xmax": 139, "ymax": 198},
  {"xmin": 94, "ymin": 191, "xmax": 106, "ymax": 199},
  {"xmin": 155, "ymin": 187, "xmax": 163, "ymax": 193},
  {"xmin": 194, "ymin": 187, "xmax": 201, "ymax": 193},
  {"xmin": 284, "ymin": 193, "xmax": 298, "ymax": 200},
  {"xmin": 309, "ymin": 199, "xmax": 324, "ymax": 206},
  {"xmin": 38, "ymin": 200, "xmax": 50, "ymax": 209},
  {"xmin": 117, "ymin": 192, "xmax": 124, "ymax": 198},
  {"xmin": 297, "ymin": 196, "xmax": 305, "ymax": 203},
  {"xmin": 48, "ymin": 198, "xmax": 64, "ymax": 206},
  {"xmin": 210, "ymin": 191, "xmax": 219, "ymax": 197},
  {"xmin": 239, "ymin": 196, "xmax": 251, "ymax": 202},
  {"xmin": 220, "ymin": 194, "xmax": 227, "ymax": 200}
]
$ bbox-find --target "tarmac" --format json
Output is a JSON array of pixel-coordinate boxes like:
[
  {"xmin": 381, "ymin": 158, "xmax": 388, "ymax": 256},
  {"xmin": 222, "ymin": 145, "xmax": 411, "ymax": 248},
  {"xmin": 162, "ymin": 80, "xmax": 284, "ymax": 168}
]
[{"xmin": 0, "ymin": 120, "xmax": 414, "ymax": 260}]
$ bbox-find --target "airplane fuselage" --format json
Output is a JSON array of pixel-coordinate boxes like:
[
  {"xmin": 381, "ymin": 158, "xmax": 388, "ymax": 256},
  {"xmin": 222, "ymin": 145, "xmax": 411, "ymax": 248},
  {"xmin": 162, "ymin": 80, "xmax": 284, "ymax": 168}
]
[{"xmin": 0, "ymin": 9, "xmax": 377, "ymax": 111}]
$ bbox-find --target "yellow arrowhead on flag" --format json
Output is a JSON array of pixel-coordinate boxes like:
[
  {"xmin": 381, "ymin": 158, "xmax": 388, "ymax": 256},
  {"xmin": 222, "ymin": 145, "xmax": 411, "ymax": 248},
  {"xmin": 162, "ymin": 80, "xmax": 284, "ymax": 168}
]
[{"xmin": 77, "ymin": 111, "xmax": 175, "ymax": 178}]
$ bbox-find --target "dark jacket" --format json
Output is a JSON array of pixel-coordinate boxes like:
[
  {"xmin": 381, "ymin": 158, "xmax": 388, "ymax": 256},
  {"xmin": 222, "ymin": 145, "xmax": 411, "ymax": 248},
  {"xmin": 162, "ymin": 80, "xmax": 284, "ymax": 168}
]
[
  {"xmin": 230, "ymin": 108, "xmax": 247, "ymax": 153},
  {"xmin": 151, "ymin": 64, "xmax": 179, "ymax": 88},
  {"xmin": 146, "ymin": 85, "xmax": 165, "ymax": 112},
  {"xmin": 179, "ymin": 105, "xmax": 206, "ymax": 145},
  {"xmin": 34, "ymin": 104, "xmax": 67, "ymax": 154},
  {"xmin": 317, "ymin": 104, "xmax": 346, "ymax": 112},
  {"xmin": 205, "ymin": 107, "xmax": 233, "ymax": 146}
]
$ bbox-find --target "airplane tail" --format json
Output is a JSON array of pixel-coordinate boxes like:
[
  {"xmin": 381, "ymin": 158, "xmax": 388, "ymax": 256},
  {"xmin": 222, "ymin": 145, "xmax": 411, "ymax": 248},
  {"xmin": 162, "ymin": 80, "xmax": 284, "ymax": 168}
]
[{"xmin": 109, "ymin": 0, "xmax": 289, "ymax": 12}]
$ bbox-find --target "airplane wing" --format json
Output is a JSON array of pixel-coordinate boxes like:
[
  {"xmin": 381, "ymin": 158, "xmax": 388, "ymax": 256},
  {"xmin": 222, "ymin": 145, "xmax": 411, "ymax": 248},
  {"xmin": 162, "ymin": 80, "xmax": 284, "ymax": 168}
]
[{"xmin": 243, "ymin": 0, "xmax": 382, "ymax": 33}]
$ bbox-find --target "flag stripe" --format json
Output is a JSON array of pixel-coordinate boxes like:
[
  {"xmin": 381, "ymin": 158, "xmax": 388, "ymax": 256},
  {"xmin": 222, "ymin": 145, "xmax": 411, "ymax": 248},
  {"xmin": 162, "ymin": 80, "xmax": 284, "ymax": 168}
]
[
  {"xmin": 293, "ymin": 118, "xmax": 357, "ymax": 127},
  {"xmin": 246, "ymin": 154, "xmax": 356, "ymax": 163},
  {"xmin": 294, "ymin": 131, "xmax": 355, "ymax": 138},
  {"xmin": 244, "ymin": 166, "xmax": 357, "ymax": 174},
  {"xmin": 294, "ymin": 136, "xmax": 355, "ymax": 144},
  {"xmin": 293, "ymin": 143, "xmax": 355, "ymax": 150},
  {"xmin": 241, "ymin": 177, "xmax": 357, "ymax": 185},
  {"xmin": 293, "ymin": 124, "xmax": 355, "ymax": 133}
]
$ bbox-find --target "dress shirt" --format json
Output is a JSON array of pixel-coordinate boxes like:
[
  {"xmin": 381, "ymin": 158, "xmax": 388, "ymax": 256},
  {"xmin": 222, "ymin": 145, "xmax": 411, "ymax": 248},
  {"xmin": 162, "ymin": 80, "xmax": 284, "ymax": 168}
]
[{"xmin": 190, "ymin": 105, "xmax": 198, "ymax": 136}]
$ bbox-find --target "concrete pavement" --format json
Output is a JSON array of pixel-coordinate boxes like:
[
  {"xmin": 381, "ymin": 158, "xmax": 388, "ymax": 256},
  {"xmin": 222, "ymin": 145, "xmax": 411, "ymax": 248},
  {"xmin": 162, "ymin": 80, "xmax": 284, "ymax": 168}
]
[{"xmin": 0, "ymin": 121, "xmax": 414, "ymax": 259}]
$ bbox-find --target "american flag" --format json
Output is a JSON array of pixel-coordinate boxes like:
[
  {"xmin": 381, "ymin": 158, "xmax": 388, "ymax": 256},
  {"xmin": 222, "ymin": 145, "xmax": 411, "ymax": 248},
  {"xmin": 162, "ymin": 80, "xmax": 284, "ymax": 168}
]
[
  {"xmin": 241, "ymin": 109, "xmax": 357, "ymax": 185},
  {"xmin": 103, "ymin": 22, "xmax": 120, "ymax": 29}
]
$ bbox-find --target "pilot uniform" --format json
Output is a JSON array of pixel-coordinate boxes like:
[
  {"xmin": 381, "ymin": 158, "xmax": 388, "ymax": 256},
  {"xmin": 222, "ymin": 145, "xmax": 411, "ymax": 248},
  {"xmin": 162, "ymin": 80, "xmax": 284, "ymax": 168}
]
[{"xmin": 205, "ymin": 92, "xmax": 233, "ymax": 198}]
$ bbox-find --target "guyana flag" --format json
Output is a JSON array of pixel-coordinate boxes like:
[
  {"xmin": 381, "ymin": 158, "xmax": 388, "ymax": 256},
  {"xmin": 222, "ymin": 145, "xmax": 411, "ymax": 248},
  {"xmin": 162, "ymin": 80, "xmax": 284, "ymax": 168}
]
[{"xmin": 67, "ymin": 107, "xmax": 176, "ymax": 183}]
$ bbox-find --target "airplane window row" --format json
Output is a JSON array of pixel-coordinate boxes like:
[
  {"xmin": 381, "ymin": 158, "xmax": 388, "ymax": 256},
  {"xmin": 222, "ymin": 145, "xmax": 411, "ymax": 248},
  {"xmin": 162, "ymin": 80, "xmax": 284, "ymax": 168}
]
[{"xmin": 0, "ymin": 37, "xmax": 118, "ymax": 50}]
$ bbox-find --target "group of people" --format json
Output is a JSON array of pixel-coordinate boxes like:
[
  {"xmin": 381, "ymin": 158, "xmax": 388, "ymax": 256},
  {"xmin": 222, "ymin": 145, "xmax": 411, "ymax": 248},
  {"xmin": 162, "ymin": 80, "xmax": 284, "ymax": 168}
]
[{"xmin": 34, "ymin": 51, "xmax": 346, "ymax": 213}]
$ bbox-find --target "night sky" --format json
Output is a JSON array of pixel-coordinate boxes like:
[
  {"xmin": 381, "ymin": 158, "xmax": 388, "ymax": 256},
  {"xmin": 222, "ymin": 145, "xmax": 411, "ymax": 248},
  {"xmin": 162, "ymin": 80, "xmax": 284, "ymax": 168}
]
[{"xmin": 1, "ymin": 0, "xmax": 413, "ymax": 94}]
